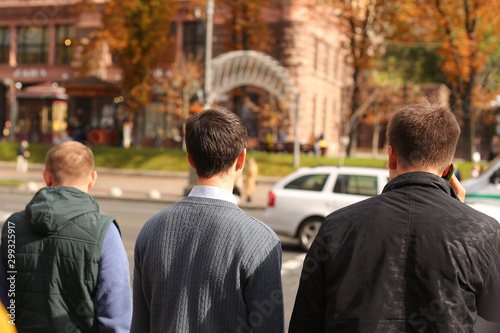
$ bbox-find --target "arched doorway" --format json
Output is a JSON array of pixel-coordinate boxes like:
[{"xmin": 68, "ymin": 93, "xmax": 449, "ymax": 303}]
[{"xmin": 206, "ymin": 50, "xmax": 300, "ymax": 166}]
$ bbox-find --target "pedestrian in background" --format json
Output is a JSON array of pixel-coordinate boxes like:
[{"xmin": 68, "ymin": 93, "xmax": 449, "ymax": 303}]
[
  {"xmin": 489, "ymin": 135, "xmax": 500, "ymax": 161},
  {"xmin": 0, "ymin": 141, "xmax": 132, "ymax": 332},
  {"xmin": 132, "ymin": 107, "xmax": 284, "ymax": 333},
  {"xmin": 471, "ymin": 163, "xmax": 481, "ymax": 178},
  {"xmin": 232, "ymin": 174, "xmax": 244, "ymax": 204},
  {"xmin": 16, "ymin": 140, "xmax": 29, "ymax": 173},
  {"xmin": 290, "ymin": 102, "xmax": 500, "ymax": 332},
  {"xmin": 318, "ymin": 134, "xmax": 327, "ymax": 156},
  {"xmin": 245, "ymin": 157, "xmax": 259, "ymax": 202}
]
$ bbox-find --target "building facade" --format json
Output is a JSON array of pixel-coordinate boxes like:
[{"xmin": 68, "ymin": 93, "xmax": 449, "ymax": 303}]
[
  {"xmin": 0, "ymin": 0, "xmax": 350, "ymax": 154},
  {"xmin": 0, "ymin": 0, "xmax": 124, "ymax": 144}
]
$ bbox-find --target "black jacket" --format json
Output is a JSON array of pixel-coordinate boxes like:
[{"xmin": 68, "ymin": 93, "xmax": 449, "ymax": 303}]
[{"xmin": 290, "ymin": 172, "xmax": 500, "ymax": 333}]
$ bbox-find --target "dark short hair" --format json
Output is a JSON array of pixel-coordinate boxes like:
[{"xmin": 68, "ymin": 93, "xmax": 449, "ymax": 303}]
[
  {"xmin": 387, "ymin": 102, "xmax": 460, "ymax": 171},
  {"xmin": 185, "ymin": 107, "xmax": 248, "ymax": 178}
]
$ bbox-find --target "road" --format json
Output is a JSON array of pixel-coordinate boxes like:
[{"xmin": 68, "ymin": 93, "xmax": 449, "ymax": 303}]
[
  {"xmin": 0, "ymin": 193, "xmax": 304, "ymax": 331},
  {"xmin": 1, "ymin": 193, "xmax": 499, "ymax": 332}
]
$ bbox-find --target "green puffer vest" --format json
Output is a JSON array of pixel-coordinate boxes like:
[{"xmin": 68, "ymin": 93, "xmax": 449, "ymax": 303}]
[{"xmin": 1, "ymin": 186, "xmax": 117, "ymax": 333}]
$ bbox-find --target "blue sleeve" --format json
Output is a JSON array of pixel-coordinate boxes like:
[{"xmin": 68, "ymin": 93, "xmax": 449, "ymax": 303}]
[{"xmin": 95, "ymin": 223, "xmax": 132, "ymax": 333}]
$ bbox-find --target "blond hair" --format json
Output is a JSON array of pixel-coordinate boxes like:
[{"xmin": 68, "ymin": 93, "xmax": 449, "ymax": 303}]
[{"xmin": 45, "ymin": 141, "xmax": 94, "ymax": 185}]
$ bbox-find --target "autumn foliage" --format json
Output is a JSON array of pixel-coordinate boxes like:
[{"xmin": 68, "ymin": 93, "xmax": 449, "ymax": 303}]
[
  {"xmin": 392, "ymin": 0, "xmax": 500, "ymax": 159},
  {"xmin": 98, "ymin": 0, "xmax": 179, "ymax": 114}
]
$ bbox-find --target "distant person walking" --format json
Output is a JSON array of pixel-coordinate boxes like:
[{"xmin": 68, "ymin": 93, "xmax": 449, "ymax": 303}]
[
  {"xmin": 471, "ymin": 163, "xmax": 481, "ymax": 178},
  {"xmin": 489, "ymin": 135, "xmax": 500, "ymax": 161},
  {"xmin": 1, "ymin": 141, "xmax": 132, "ymax": 332},
  {"xmin": 16, "ymin": 140, "xmax": 29, "ymax": 173},
  {"xmin": 245, "ymin": 157, "xmax": 259, "ymax": 202},
  {"xmin": 318, "ymin": 134, "xmax": 327, "ymax": 156},
  {"xmin": 132, "ymin": 107, "xmax": 284, "ymax": 333}
]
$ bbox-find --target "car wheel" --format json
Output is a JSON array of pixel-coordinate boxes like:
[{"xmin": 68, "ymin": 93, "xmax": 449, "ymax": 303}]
[{"xmin": 298, "ymin": 217, "xmax": 323, "ymax": 251}]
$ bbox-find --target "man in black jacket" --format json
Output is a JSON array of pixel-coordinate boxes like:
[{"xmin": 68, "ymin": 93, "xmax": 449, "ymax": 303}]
[{"xmin": 290, "ymin": 103, "xmax": 500, "ymax": 332}]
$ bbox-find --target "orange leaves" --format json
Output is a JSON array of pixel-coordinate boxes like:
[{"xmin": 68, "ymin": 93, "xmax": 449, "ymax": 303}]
[
  {"xmin": 217, "ymin": 0, "xmax": 272, "ymax": 52},
  {"xmin": 97, "ymin": 0, "xmax": 180, "ymax": 113},
  {"xmin": 400, "ymin": 0, "xmax": 500, "ymax": 83},
  {"xmin": 392, "ymin": 0, "xmax": 500, "ymax": 159}
]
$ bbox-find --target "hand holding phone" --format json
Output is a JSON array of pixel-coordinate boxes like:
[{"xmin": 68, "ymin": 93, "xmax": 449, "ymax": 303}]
[{"xmin": 443, "ymin": 163, "xmax": 466, "ymax": 202}]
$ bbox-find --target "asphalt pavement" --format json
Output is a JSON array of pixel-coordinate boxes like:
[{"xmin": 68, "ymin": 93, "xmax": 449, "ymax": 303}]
[
  {"xmin": 2, "ymin": 162, "xmax": 500, "ymax": 332},
  {"xmin": 0, "ymin": 161, "xmax": 278, "ymax": 209}
]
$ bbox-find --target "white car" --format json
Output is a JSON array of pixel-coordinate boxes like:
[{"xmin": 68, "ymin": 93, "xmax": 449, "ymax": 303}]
[
  {"xmin": 263, "ymin": 166, "xmax": 390, "ymax": 250},
  {"xmin": 467, "ymin": 202, "xmax": 500, "ymax": 222},
  {"xmin": 462, "ymin": 157, "xmax": 500, "ymax": 204}
]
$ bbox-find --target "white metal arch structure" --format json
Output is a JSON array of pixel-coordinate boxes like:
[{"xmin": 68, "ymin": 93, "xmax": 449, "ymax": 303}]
[
  {"xmin": 207, "ymin": 50, "xmax": 296, "ymax": 109},
  {"xmin": 206, "ymin": 50, "xmax": 301, "ymax": 167}
]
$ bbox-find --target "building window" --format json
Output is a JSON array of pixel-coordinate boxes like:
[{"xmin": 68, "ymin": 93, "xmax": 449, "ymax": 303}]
[
  {"xmin": 183, "ymin": 21, "xmax": 205, "ymax": 59},
  {"xmin": 324, "ymin": 43, "xmax": 329, "ymax": 76},
  {"xmin": 163, "ymin": 22, "xmax": 177, "ymax": 63},
  {"xmin": 323, "ymin": 97, "xmax": 328, "ymax": 134},
  {"xmin": 17, "ymin": 26, "xmax": 49, "ymax": 64},
  {"xmin": 333, "ymin": 47, "xmax": 340, "ymax": 80},
  {"xmin": 312, "ymin": 94, "xmax": 317, "ymax": 134},
  {"xmin": 313, "ymin": 35, "xmax": 318, "ymax": 72},
  {"xmin": 56, "ymin": 25, "xmax": 75, "ymax": 64},
  {"xmin": 0, "ymin": 27, "xmax": 10, "ymax": 64}
]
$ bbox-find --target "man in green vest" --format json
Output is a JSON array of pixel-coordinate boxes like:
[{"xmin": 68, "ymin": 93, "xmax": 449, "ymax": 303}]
[{"xmin": 0, "ymin": 141, "xmax": 132, "ymax": 332}]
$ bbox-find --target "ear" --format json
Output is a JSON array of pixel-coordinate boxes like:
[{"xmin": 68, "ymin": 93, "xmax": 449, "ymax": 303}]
[
  {"xmin": 187, "ymin": 154, "xmax": 196, "ymax": 170},
  {"xmin": 87, "ymin": 170, "xmax": 97, "ymax": 190},
  {"xmin": 387, "ymin": 145, "xmax": 397, "ymax": 170},
  {"xmin": 235, "ymin": 149, "xmax": 246, "ymax": 171},
  {"xmin": 42, "ymin": 169, "xmax": 54, "ymax": 187}
]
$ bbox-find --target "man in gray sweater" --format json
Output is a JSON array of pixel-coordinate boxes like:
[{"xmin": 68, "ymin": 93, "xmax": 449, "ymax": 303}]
[{"xmin": 132, "ymin": 107, "xmax": 284, "ymax": 333}]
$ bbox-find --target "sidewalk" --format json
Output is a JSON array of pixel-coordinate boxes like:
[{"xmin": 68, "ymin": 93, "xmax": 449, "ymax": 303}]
[{"xmin": 0, "ymin": 162, "xmax": 277, "ymax": 209}]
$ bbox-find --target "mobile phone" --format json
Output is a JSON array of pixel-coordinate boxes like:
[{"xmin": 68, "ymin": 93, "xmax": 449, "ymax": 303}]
[{"xmin": 443, "ymin": 163, "xmax": 455, "ymax": 182}]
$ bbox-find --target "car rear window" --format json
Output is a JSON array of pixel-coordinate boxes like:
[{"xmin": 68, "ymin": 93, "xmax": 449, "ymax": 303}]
[
  {"xmin": 333, "ymin": 174, "xmax": 378, "ymax": 196},
  {"xmin": 284, "ymin": 174, "xmax": 329, "ymax": 191}
]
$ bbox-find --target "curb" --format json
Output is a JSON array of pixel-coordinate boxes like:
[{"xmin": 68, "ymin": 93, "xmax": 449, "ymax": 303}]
[
  {"xmin": 0, "ymin": 185, "xmax": 268, "ymax": 210},
  {"xmin": 0, "ymin": 161, "xmax": 280, "ymax": 184}
]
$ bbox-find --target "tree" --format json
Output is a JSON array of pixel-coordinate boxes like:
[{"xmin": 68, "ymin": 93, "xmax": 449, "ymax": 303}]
[
  {"xmin": 98, "ymin": 0, "xmax": 179, "ymax": 117},
  {"xmin": 218, "ymin": 0, "xmax": 272, "ymax": 52},
  {"xmin": 189, "ymin": 0, "xmax": 274, "ymax": 53},
  {"xmin": 156, "ymin": 54, "xmax": 203, "ymax": 146},
  {"xmin": 314, "ymin": 0, "xmax": 397, "ymax": 156},
  {"xmin": 214, "ymin": 0, "xmax": 275, "ymax": 114},
  {"xmin": 374, "ymin": 44, "xmax": 447, "ymax": 85},
  {"xmin": 392, "ymin": 0, "xmax": 500, "ymax": 160}
]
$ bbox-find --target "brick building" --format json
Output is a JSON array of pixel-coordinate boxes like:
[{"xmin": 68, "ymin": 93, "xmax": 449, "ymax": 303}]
[
  {"xmin": 0, "ymin": 0, "xmax": 124, "ymax": 144},
  {"xmin": 0, "ymin": 0, "xmax": 351, "ymax": 154}
]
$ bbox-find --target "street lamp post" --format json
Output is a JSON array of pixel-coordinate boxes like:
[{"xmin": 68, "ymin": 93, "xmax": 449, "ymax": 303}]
[
  {"xmin": 204, "ymin": 0, "xmax": 214, "ymax": 107},
  {"xmin": 185, "ymin": 0, "xmax": 215, "ymax": 196},
  {"xmin": 293, "ymin": 91, "xmax": 300, "ymax": 168}
]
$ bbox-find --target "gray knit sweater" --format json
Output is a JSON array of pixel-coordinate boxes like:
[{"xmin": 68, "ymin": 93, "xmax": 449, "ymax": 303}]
[{"xmin": 132, "ymin": 196, "xmax": 284, "ymax": 333}]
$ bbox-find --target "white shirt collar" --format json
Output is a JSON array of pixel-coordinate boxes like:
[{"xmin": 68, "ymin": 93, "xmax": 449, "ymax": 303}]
[{"xmin": 188, "ymin": 185, "xmax": 238, "ymax": 205}]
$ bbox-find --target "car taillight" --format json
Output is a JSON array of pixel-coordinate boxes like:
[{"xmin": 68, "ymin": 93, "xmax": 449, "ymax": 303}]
[{"xmin": 268, "ymin": 191, "xmax": 275, "ymax": 207}]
